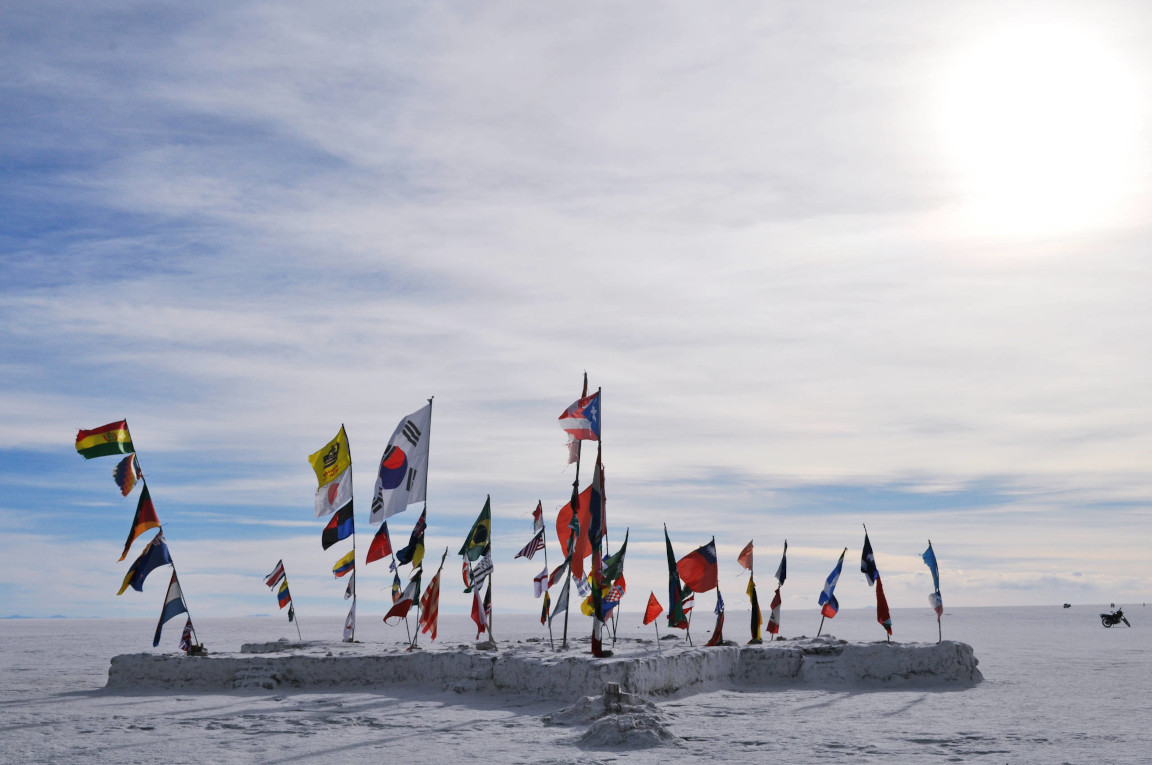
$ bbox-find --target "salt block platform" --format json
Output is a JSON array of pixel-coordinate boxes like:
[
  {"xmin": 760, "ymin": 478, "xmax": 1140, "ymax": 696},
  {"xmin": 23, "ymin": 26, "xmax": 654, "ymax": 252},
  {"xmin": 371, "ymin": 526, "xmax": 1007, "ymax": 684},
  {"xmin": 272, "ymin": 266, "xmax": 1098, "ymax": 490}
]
[{"xmin": 107, "ymin": 636, "xmax": 981, "ymax": 696}]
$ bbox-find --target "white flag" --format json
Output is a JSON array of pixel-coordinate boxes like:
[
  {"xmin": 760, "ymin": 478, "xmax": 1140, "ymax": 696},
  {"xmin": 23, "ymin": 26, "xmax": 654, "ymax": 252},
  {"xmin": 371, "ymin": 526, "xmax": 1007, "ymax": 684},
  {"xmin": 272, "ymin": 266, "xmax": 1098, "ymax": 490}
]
[
  {"xmin": 343, "ymin": 601, "xmax": 356, "ymax": 642},
  {"xmin": 370, "ymin": 404, "xmax": 432, "ymax": 524},
  {"xmin": 315, "ymin": 466, "xmax": 353, "ymax": 517},
  {"xmin": 533, "ymin": 566, "xmax": 548, "ymax": 598},
  {"xmin": 471, "ymin": 548, "xmax": 494, "ymax": 588}
]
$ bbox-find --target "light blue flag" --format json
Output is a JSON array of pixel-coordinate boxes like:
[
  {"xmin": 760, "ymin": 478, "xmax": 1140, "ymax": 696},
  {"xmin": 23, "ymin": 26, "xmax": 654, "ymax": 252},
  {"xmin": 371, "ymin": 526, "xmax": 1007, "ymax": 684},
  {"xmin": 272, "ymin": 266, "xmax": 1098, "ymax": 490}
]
[{"xmin": 922, "ymin": 542, "xmax": 941, "ymax": 593}]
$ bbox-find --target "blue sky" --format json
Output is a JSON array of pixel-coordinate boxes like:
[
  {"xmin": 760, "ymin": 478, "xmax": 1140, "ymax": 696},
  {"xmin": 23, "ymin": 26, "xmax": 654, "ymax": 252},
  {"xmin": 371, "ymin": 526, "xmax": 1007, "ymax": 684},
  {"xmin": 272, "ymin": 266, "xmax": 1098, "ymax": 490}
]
[{"xmin": 2, "ymin": 1, "xmax": 1151, "ymax": 629}]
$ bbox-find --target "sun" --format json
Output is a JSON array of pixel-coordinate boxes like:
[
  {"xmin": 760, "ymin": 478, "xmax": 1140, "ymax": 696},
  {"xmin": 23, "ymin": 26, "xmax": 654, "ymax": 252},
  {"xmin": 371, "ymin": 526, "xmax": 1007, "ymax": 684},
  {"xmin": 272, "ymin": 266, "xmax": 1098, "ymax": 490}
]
[{"xmin": 936, "ymin": 22, "xmax": 1142, "ymax": 238}]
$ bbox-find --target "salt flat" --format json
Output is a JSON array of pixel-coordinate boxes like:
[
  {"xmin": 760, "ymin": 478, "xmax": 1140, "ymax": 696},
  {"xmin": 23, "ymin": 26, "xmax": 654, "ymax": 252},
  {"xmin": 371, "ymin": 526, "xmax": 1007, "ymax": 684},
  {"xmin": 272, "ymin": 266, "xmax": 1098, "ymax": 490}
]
[{"xmin": 2, "ymin": 605, "xmax": 1149, "ymax": 763}]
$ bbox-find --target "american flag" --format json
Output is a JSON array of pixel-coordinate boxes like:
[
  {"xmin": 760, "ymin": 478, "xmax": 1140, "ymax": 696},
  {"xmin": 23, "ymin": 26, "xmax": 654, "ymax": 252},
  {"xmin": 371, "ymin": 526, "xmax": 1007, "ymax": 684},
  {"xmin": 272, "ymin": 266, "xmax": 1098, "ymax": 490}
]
[
  {"xmin": 419, "ymin": 567, "xmax": 442, "ymax": 641},
  {"xmin": 514, "ymin": 529, "xmax": 545, "ymax": 560},
  {"xmin": 179, "ymin": 618, "xmax": 193, "ymax": 652}
]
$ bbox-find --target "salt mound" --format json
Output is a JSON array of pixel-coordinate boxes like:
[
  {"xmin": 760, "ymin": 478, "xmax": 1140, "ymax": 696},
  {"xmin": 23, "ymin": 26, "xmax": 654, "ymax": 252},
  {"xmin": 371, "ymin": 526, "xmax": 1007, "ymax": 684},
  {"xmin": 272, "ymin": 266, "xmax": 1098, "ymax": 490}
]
[
  {"xmin": 546, "ymin": 683, "xmax": 681, "ymax": 750},
  {"xmin": 579, "ymin": 713, "xmax": 680, "ymax": 749}
]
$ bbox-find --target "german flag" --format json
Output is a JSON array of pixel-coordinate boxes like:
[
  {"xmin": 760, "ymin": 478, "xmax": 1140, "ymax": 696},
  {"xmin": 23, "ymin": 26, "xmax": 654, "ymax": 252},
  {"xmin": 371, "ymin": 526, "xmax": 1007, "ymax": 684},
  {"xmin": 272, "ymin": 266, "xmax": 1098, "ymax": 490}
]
[
  {"xmin": 120, "ymin": 484, "xmax": 161, "ymax": 561},
  {"xmin": 76, "ymin": 420, "xmax": 133, "ymax": 460}
]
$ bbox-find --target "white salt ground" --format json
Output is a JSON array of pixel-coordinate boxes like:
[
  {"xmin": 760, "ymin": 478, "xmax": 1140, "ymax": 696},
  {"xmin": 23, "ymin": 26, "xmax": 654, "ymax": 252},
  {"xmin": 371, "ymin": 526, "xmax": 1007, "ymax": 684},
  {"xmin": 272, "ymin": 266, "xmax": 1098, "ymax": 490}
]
[{"xmin": 1, "ymin": 605, "xmax": 1150, "ymax": 764}]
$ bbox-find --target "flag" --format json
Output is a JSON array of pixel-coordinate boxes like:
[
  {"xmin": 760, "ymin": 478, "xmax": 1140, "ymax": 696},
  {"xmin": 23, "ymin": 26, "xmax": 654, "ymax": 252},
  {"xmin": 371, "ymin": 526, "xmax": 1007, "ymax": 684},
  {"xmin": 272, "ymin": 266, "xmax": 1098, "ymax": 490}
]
[
  {"xmin": 321, "ymin": 503, "xmax": 354, "ymax": 551},
  {"xmin": 775, "ymin": 541, "xmax": 788, "ymax": 586},
  {"xmin": 587, "ymin": 446, "xmax": 605, "ymax": 544},
  {"xmin": 540, "ymin": 590, "xmax": 551, "ymax": 625},
  {"xmin": 559, "ymin": 391, "xmax": 601, "ymax": 442},
  {"xmin": 604, "ymin": 577, "xmax": 625, "ymax": 614},
  {"xmin": 179, "ymin": 618, "xmax": 194, "ymax": 653},
  {"xmin": 277, "ymin": 580, "xmax": 291, "ymax": 608},
  {"xmin": 705, "ymin": 589, "xmax": 725, "ymax": 647},
  {"xmin": 483, "ymin": 582, "xmax": 492, "ymax": 627},
  {"xmin": 677, "ymin": 538, "xmax": 718, "ymax": 593},
  {"xmin": 471, "ymin": 585, "xmax": 488, "ymax": 638},
  {"xmin": 393, "ymin": 509, "xmax": 426, "ymax": 569},
  {"xmin": 117, "ymin": 532, "xmax": 171, "ymax": 595},
  {"xmin": 664, "ymin": 526, "xmax": 688, "ymax": 629},
  {"xmin": 643, "ymin": 592, "xmax": 664, "ymax": 625},
  {"xmin": 737, "ymin": 540, "xmax": 753, "ymax": 572},
  {"xmin": 419, "ymin": 557, "xmax": 444, "ymax": 641},
  {"xmin": 548, "ymin": 558, "xmax": 570, "ymax": 589},
  {"xmin": 575, "ymin": 572, "xmax": 592, "ymax": 598},
  {"xmin": 923, "ymin": 541, "xmax": 943, "ymax": 618},
  {"xmin": 369, "ymin": 403, "xmax": 432, "ymax": 524},
  {"xmin": 288, "ymin": 604, "xmax": 295, "ymax": 622},
  {"xmin": 875, "ymin": 575, "xmax": 893, "ymax": 635},
  {"xmin": 332, "ymin": 549, "xmax": 356, "ymax": 578},
  {"xmin": 514, "ymin": 529, "xmax": 545, "ymax": 561},
  {"xmin": 681, "ymin": 589, "xmax": 695, "ymax": 614},
  {"xmin": 461, "ymin": 559, "xmax": 473, "ymax": 593},
  {"xmin": 345, "ymin": 572, "xmax": 356, "ymax": 600},
  {"xmin": 767, "ymin": 587, "xmax": 783, "ymax": 635},
  {"xmin": 929, "ymin": 590, "xmax": 944, "ymax": 617},
  {"xmin": 861, "ymin": 532, "xmax": 880, "ymax": 585},
  {"xmin": 113, "ymin": 454, "xmax": 141, "ymax": 496},
  {"xmin": 533, "ymin": 565, "xmax": 548, "ymax": 598},
  {"xmin": 75, "ymin": 420, "xmax": 133, "ymax": 460},
  {"xmin": 307, "ymin": 425, "xmax": 351, "ymax": 488},
  {"xmin": 555, "ymin": 484, "xmax": 589, "ymax": 579},
  {"xmin": 392, "ymin": 571, "xmax": 402, "ymax": 603},
  {"xmin": 532, "ymin": 501, "xmax": 544, "ymax": 533},
  {"xmin": 264, "ymin": 560, "xmax": 285, "ymax": 588},
  {"xmin": 314, "ymin": 465, "xmax": 353, "ymax": 518},
  {"xmin": 119, "ymin": 484, "xmax": 160, "ymax": 561},
  {"xmin": 343, "ymin": 601, "xmax": 356, "ymax": 642},
  {"xmin": 818, "ymin": 549, "xmax": 846, "ymax": 619},
  {"xmin": 602, "ymin": 529, "xmax": 628, "ymax": 582},
  {"xmin": 365, "ymin": 521, "xmax": 392, "ymax": 564},
  {"xmin": 747, "ymin": 577, "xmax": 762, "ymax": 642},
  {"xmin": 470, "ymin": 545, "xmax": 494, "ymax": 588},
  {"xmin": 548, "ymin": 576, "xmax": 570, "ymax": 627},
  {"xmin": 152, "ymin": 572, "xmax": 188, "ymax": 647},
  {"xmin": 459, "ymin": 496, "xmax": 492, "ymax": 562},
  {"xmin": 384, "ymin": 573, "xmax": 420, "ymax": 624}
]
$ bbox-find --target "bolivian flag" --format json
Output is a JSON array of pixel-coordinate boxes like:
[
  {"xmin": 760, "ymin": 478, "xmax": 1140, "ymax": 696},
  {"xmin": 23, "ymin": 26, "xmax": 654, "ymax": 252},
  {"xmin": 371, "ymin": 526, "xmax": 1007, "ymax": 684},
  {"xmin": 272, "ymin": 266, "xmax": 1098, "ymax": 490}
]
[{"xmin": 76, "ymin": 420, "xmax": 133, "ymax": 459}]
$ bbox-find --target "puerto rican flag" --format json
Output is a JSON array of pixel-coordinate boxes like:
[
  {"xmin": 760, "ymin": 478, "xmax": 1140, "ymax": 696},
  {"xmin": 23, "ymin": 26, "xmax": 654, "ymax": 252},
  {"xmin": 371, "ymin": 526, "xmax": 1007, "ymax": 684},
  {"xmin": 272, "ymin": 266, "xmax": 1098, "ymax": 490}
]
[{"xmin": 559, "ymin": 391, "xmax": 601, "ymax": 443}]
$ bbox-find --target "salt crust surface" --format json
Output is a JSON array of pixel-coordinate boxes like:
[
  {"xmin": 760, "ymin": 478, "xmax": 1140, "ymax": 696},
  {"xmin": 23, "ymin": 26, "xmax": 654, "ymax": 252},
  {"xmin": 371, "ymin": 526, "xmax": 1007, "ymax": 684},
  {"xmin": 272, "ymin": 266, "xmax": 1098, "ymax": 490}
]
[{"xmin": 107, "ymin": 636, "xmax": 981, "ymax": 696}]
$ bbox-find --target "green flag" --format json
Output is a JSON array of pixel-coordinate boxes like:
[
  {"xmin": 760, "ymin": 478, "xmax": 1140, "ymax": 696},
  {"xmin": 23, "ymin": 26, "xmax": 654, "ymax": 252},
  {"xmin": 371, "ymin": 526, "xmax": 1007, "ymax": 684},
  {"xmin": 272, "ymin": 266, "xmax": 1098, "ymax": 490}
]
[
  {"xmin": 664, "ymin": 526, "xmax": 688, "ymax": 629},
  {"xmin": 459, "ymin": 496, "xmax": 492, "ymax": 561},
  {"xmin": 603, "ymin": 528, "xmax": 628, "ymax": 582}
]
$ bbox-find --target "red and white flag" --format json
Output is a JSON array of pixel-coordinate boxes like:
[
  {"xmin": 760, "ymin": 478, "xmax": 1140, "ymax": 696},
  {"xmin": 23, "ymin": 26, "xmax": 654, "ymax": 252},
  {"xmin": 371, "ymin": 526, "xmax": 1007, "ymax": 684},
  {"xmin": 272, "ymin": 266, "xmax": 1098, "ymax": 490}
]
[
  {"xmin": 264, "ymin": 560, "xmax": 285, "ymax": 588},
  {"xmin": 532, "ymin": 501, "xmax": 544, "ymax": 533},
  {"xmin": 767, "ymin": 587, "xmax": 783, "ymax": 635},
  {"xmin": 559, "ymin": 391, "xmax": 601, "ymax": 463},
  {"xmin": 419, "ymin": 568, "xmax": 442, "ymax": 641},
  {"xmin": 533, "ymin": 565, "xmax": 548, "ymax": 598}
]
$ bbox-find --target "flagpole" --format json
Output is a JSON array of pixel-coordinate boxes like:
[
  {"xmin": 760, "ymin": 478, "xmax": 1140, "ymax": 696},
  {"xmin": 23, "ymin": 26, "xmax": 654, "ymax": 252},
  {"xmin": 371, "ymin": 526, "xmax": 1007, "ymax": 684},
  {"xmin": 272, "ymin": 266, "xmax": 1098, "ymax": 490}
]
[
  {"xmin": 126, "ymin": 425, "xmax": 201, "ymax": 650},
  {"xmin": 562, "ymin": 372, "xmax": 589, "ymax": 650},
  {"xmin": 412, "ymin": 397, "xmax": 434, "ymax": 649},
  {"xmin": 286, "ymin": 573, "xmax": 303, "ymax": 642},
  {"xmin": 654, "ymin": 621, "xmax": 661, "ymax": 653}
]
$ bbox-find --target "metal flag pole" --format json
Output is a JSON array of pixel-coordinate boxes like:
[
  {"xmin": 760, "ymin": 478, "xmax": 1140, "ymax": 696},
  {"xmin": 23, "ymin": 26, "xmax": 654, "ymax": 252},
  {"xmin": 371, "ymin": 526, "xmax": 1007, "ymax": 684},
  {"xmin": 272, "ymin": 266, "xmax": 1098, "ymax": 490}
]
[
  {"xmin": 286, "ymin": 573, "xmax": 303, "ymax": 642},
  {"xmin": 561, "ymin": 372, "xmax": 589, "ymax": 650}
]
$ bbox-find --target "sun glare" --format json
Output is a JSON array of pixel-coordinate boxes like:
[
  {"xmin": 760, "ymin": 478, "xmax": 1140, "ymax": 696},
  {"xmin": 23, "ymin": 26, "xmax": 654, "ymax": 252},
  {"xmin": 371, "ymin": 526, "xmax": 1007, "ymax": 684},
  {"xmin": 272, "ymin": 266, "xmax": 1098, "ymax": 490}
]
[{"xmin": 937, "ymin": 23, "xmax": 1142, "ymax": 239}]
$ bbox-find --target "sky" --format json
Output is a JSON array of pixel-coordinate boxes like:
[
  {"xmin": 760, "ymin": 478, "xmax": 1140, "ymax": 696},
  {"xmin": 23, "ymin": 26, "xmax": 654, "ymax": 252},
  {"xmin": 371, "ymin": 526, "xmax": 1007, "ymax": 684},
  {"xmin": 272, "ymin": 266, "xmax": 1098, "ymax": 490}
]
[{"xmin": 2, "ymin": 1, "xmax": 1151, "ymax": 626}]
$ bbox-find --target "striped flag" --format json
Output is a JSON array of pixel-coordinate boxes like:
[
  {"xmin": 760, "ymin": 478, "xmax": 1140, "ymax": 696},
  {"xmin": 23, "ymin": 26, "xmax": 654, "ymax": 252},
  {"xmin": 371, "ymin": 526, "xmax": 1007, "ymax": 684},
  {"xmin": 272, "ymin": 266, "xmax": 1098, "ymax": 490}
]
[
  {"xmin": 75, "ymin": 420, "xmax": 133, "ymax": 460},
  {"xmin": 419, "ymin": 564, "xmax": 443, "ymax": 641},
  {"xmin": 179, "ymin": 618, "xmax": 194, "ymax": 653},
  {"xmin": 119, "ymin": 484, "xmax": 160, "ymax": 561},
  {"xmin": 515, "ymin": 530, "xmax": 545, "ymax": 560},
  {"xmin": 540, "ymin": 590, "xmax": 551, "ymax": 625},
  {"xmin": 152, "ymin": 572, "xmax": 187, "ymax": 647},
  {"xmin": 264, "ymin": 560, "xmax": 286, "ymax": 588}
]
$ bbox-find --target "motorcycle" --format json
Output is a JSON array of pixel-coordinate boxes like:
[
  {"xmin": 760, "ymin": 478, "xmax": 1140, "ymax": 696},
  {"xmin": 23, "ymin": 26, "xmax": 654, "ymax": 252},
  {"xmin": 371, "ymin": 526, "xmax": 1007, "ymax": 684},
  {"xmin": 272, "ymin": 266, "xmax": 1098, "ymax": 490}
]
[{"xmin": 1100, "ymin": 608, "xmax": 1131, "ymax": 628}]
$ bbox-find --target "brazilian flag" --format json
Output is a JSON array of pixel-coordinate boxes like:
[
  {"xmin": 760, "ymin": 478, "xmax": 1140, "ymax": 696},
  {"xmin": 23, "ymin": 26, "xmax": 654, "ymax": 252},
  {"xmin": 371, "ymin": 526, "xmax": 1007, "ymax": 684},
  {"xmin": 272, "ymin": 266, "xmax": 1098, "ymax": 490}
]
[{"xmin": 459, "ymin": 496, "xmax": 492, "ymax": 561}]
